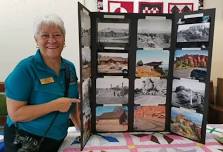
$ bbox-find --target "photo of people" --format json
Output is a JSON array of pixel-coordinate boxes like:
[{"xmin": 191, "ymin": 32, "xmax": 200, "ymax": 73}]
[
  {"xmin": 96, "ymin": 106, "xmax": 128, "ymax": 132},
  {"xmin": 136, "ymin": 49, "xmax": 169, "ymax": 77},
  {"xmin": 171, "ymin": 107, "xmax": 203, "ymax": 141},
  {"xmin": 172, "ymin": 79, "xmax": 205, "ymax": 113},
  {"xmin": 137, "ymin": 17, "xmax": 172, "ymax": 49},
  {"xmin": 96, "ymin": 77, "xmax": 128, "ymax": 104},
  {"xmin": 134, "ymin": 77, "xmax": 167, "ymax": 105},
  {"xmin": 134, "ymin": 105, "xmax": 165, "ymax": 131}
]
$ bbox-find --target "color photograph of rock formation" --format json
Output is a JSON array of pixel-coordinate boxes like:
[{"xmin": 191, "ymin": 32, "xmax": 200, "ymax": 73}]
[
  {"xmin": 171, "ymin": 107, "xmax": 202, "ymax": 141},
  {"xmin": 173, "ymin": 49, "xmax": 208, "ymax": 81}
]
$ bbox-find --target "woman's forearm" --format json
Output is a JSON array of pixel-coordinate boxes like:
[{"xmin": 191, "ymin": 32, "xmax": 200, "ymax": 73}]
[{"xmin": 8, "ymin": 101, "xmax": 58, "ymax": 122}]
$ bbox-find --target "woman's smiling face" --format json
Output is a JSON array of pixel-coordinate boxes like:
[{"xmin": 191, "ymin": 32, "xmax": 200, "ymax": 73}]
[{"xmin": 35, "ymin": 24, "xmax": 65, "ymax": 59}]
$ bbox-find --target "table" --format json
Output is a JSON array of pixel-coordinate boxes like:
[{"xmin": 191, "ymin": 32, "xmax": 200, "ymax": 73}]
[{"xmin": 59, "ymin": 124, "xmax": 223, "ymax": 152}]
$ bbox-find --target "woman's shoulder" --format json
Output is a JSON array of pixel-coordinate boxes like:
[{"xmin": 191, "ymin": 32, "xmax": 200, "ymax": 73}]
[
  {"xmin": 16, "ymin": 55, "xmax": 35, "ymax": 69},
  {"xmin": 17, "ymin": 55, "xmax": 34, "ymax": 66}
]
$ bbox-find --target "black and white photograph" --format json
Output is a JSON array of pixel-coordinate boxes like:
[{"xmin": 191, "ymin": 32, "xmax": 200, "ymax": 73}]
[
  {"xmin": 173, "ymin": 49, "xmax": 208, "ymax": 82},
  {"xmin": 82, "ymin": 78, "xmax": 91, "ymax": 109},
  {"xmin": 171, "ymin": 79, "xmax": 205, "ymax": 113},
  {"xmin": 177, "ymin": 22, "xmax": 210, "ymax": 42},
  {"xmin": 97, "ymin": 22, "xmax": 129, "ymax": 44},
  {"xmin": 96, "ymin": 76, "xmax": 128, "ymax": 104},
  {"xmin": 81, "ymin": 47, "xmax": 91, "ymax": 80},
  {"xmin": 80, "ymin": 8, "xmax": 91, "ymax": 47},
  {"xmin": 136, "ymin": 49, "xmax": 169, "ymax": 78},
  {"xmin": 134, "ymin": 77, "xmax": 167, "ymax": 105},
  {"xmin": 137, "ymin": 17, "xmax": 172, "ymax": 48},
  {"xmin": 98, "ymin": 52, "xmax": 128, "ymax": 74},
  {"xmin": 82, "ymin": 78, "xmax": 92, "ymax": 146}
]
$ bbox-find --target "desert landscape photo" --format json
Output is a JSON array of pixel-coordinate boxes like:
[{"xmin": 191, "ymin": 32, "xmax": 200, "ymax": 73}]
[
  {"xmin": 136, "ymin": 49, "xmax": 169, "ymax": 77},
  {"xmin": 137, "ymin": 18, "xmax": 172, "ymax": 48},
  {"xmin": 134, "ymin": 105, "xmax": 165, "ymax": 131},
  {"xmin": 98, "ymin": 53, "xmax": 128, "ymax": 74},
  {"xmin": 80, "ymin": 8, "xmax": 91, "ymax": 47},
  {"xmin": 96, "ymin": 77, "xmax": 128, "ymax": 104},
  {"xmin": 134, "ymin": 77, "xmax": 167, "ymax": 105},
  {"xmin": 98, "ymin": 22, "xmax": 129, "ymax": 43},
  {"xmin": 173, "ymin": 49, "xmax": 208, "ymax": 81},
  {"xmin": 81, "ymin": 47, "xmax": 91, "ymax": 80},
  {"xmin": 171, "ymin": 107, "xmax": 203, "ymax": 141},
  {"xmin": 96, "ymin": 106, "xmax": 128, "ymax": 132}
]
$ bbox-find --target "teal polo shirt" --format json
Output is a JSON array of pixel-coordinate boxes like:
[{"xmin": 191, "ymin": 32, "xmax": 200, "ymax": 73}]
[{"xmin": 5, "ymin": 50, "xmax": 79, "ymax": 140}]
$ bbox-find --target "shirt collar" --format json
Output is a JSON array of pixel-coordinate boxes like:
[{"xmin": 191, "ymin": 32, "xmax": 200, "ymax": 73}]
[{"xmin": 34, "ymin": 49, "xmax": 66, "ymax": 72}]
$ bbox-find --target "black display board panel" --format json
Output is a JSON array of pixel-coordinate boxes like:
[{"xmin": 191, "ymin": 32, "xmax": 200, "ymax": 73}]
[
  {"xmin": 78, "ymin": 2, "xmax": 215, "ymax": 149},
  {"xmin": 168, "ymin": 9, "xmax": 215, "ymax": 144}
]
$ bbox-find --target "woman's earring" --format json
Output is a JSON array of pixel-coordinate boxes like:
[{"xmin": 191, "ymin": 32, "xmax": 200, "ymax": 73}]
[
  {"xmin": 64, "ymin": 43, "xmax": 66, "ymax": 48},
  {"xmin": 36, "ymin": 45, "xmax": 39, "ymax": 48}
]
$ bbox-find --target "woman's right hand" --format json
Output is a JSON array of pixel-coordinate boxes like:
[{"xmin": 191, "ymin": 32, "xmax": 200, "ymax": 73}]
[{"xmin": 53, "ymin": 97, "xmax": 80, "ymax": 112}]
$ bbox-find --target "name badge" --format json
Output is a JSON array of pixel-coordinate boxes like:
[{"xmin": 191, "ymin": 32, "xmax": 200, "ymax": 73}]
[{"xmin": 40, "ymin": 77, "xmax": 55, "ymax": 84}]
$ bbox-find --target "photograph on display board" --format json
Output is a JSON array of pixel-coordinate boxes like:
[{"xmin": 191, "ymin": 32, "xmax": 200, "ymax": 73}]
[
  {"xmin": 170, "ymin": 107, "xmax": 203, "ymax": 141},
  {"xmin": 177, "ymin": 22, "xmax": 210, "ymax": 42},
  {"xmin": 176, "ymin": 15, "xmax": 210, "ymax": 48},
  {"xmin": 134, "ymin": 105, "xmax": 165, "ymax": 131},
  {"xmin": 134, "ymin": 77, "xmax": 167, "ymax": 105},
  {"xmin": 97, "ymin": 52, "xmax": 128, "ymax": 74},
  {"xmin": 96, "ymin": 106, "xmax": 128, "ymax": 132},
  {"xmin": 171, "ymin": 79, "xmax": 205, "ymax": 113},
  {"xmin": 136, "ymin": 49, "xmax": 169, "ymax": 78},
  {"xmin": 97, "ymin": 22, "xmax": 129, "ymax": 44},
  {"xmin": 137, "ymin": 17, "xmax": 172, "ymax": 49},
  {"xmin": 96, "ymin": 76, "xmax": 128, "ymax": 104},
  {"xmin": 80, "ymin": 7, "xmax": 91, "ymax": 47},
  {"xmin": 173, "ymin": 49, "xmax": 208, "ymax": 82},
  {"xmin": 82, "ymin": 47, "xmax": 91, "ymax": 80},
  {"xmin": 82, "ymin": 78, "xmax": 92, "ymax": 145}
]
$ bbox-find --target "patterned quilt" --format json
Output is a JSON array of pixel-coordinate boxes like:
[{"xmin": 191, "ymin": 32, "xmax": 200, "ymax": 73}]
[{"xmin": 59, "ymin": 124, "xmax": 223, "ymax": 152}]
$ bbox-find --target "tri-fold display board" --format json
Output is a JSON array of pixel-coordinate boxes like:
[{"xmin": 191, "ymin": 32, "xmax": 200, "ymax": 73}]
[{"xmin": 78, "ymin": 2, "xmax": 215, "ymax": 150}]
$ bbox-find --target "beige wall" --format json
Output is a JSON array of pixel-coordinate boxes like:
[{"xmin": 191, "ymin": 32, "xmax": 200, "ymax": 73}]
[
  {"xmin": 204, "ymin": 0, "xmax": 223, "ymax": 86},
  {"xmin": 0, "ymin": 0, "xmax": 96, "ymax": 81}
]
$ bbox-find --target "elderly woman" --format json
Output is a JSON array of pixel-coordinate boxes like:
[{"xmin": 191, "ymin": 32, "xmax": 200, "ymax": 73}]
[{"xmin": 4, "ymin": 14, "xmax": 80, "ymax": 152}]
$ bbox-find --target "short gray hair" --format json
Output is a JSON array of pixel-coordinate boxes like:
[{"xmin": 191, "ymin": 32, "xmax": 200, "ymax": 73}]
[{"xmin": 34, "ymin": 14, "xmax": 66, "ymax": 37}]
